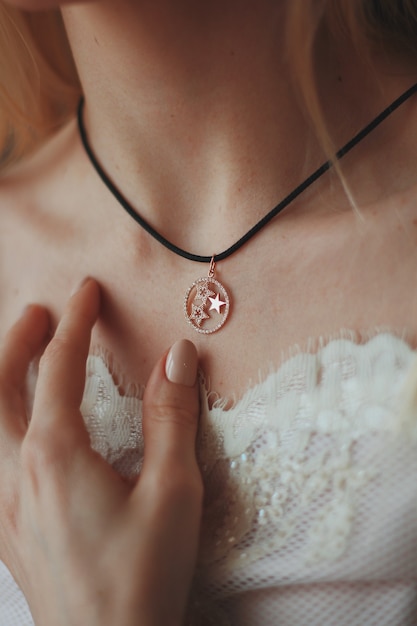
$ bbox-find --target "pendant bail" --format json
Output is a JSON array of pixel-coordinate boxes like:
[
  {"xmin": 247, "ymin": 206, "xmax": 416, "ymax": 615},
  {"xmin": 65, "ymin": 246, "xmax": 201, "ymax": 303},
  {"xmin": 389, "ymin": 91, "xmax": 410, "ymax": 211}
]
[{"xmin": 208, "ymin": 256, "xmax": 216, "ymax": 278}]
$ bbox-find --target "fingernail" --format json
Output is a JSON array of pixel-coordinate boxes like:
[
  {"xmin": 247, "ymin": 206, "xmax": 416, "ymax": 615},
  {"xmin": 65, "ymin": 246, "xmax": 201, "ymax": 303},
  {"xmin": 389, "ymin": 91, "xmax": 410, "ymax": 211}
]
[
  {"xmin": 165, "ymin": 339, "xmax": 198, "ymax": 387},
  {"xmin": 71, "ymin": 277, "xmax": 91, "ymax": 296},
  {"xmin": 20, "ymin": 304, "xmax": 33, "ymax": 317}
]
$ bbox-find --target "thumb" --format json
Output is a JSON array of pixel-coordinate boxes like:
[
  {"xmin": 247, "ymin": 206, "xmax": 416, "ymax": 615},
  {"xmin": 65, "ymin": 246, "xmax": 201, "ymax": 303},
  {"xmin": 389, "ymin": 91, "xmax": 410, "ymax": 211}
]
[
  {"xmin": 140, "ymin": 339, "xmax": 201, "ymax": 481},
  {"xmin": 134, "ymin": 341, "xmax": 201, "ymax": 625}
]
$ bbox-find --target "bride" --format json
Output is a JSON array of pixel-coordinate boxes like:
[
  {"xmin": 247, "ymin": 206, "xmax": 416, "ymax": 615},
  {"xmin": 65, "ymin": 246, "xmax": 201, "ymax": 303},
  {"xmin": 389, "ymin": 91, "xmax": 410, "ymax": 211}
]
[{"xmin": 0, "ymin": 0, "xmax": 416, "ymax": 623}]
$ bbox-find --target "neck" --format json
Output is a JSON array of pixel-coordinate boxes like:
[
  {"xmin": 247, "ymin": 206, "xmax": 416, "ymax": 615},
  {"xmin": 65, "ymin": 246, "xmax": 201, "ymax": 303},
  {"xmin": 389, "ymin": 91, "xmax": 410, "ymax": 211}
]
[{"xmin": 62, "ymin": 0, "xmax": 416, "ymax": 254}]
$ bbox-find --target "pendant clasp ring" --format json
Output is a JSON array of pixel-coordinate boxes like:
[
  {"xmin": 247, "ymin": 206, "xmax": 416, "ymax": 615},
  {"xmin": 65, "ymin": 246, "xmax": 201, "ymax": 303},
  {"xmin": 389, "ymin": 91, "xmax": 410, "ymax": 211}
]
[{"xmin": 208, "ymin": 256, "xmax": 216, "ymax": 278}]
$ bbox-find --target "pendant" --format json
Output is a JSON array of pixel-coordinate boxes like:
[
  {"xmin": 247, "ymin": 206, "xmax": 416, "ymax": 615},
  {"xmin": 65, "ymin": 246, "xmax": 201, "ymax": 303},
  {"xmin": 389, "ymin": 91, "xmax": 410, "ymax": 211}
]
[{"xmin": 184, "ymin": 257, "xmax": 230, "ymax": 334}]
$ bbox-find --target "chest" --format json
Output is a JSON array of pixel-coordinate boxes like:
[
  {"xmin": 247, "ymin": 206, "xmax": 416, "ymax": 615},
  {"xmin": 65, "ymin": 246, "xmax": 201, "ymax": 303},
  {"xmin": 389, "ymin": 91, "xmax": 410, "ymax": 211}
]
[{"xmin": 1, "ymin": 201, "xmax": 417, "ymax": 398}]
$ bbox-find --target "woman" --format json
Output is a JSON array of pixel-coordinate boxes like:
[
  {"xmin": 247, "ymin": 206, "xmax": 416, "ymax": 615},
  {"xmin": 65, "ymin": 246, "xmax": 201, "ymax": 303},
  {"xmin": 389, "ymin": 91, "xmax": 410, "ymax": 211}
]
[{"xmin": 0, "ymin": 0, "xmax": 417, "ymax": 624}]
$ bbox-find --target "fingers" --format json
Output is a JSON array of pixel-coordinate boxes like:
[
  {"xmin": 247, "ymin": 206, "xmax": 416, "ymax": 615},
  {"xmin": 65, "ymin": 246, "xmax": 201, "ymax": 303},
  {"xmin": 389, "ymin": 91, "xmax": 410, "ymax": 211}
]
[
  {"xmin": 141, "ymin": 339, "xmax": 200, "ymax": 478},
  {"xmin": 0, "ymin": 305, "xmax": 50, "ymax": 389},
  {"xmin": 135, "ymin": 340, "xmax": 202, "ymax": 623},
  {"xmin": 31, "ymin": 278, "xmax": 100, "ymax": 434},
  {"xmin": 139, "ymin": 337, "xmax": 202, "ymax": 516},
  {"xmin": 0, "ymin": 305, "xmax": 50, "ymax": 440}
]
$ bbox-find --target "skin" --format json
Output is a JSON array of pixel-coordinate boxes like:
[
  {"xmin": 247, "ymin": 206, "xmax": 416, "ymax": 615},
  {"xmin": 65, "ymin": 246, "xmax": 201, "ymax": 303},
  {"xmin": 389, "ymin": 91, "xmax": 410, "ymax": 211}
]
[
  {"xmin": 1, "ymin": 0, "xmax": 417, "ymax": 621},
  {"xmin": 0, "ymin": 1, "xmax": 417, "ymax": 396},
  {"xmin": 0, "ymin": 279, "xmax": 202, "ymax": 626}
]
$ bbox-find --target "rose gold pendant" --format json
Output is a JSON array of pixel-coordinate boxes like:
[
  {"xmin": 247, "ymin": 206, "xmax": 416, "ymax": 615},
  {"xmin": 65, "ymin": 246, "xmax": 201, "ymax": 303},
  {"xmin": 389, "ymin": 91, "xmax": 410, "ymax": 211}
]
[{"xmin": 184, "ymin": 257, "xmax": 230, "ymax": 334}]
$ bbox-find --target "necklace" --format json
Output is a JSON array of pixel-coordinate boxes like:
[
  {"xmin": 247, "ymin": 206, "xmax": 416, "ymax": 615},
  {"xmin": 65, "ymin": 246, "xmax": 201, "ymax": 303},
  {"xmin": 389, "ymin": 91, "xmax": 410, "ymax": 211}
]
[{"xmin": 77, "ymin": 82, "xmax": 417, "ymax": 334}]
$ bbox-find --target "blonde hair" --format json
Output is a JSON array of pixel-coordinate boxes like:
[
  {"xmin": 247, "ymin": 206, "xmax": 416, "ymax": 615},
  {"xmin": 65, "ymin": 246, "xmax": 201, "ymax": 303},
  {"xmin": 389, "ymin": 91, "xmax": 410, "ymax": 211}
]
[
  {"xmin": 1, "ymin": 1, "xmax": 417, "ymax": 169},
  {"xmin": 0, "ymin": 5, "xmax": 79, "ymax": 167},
  {"xmin": 286, "ymin": 0, "xmax": 417, "ymax": 157}
]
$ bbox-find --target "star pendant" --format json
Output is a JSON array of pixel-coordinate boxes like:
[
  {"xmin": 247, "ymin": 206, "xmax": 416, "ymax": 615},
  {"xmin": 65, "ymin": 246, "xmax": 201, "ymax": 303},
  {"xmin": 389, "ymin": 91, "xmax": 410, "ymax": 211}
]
[
  {"xmin": 208, "ymin": 293, "xmax": 227, "ymax": 314},
  {"xmin": 195, "ymin": 281, "xmax": 215, "ymax": 306},
  {"xmin": 190, "ymin": 303, "xmax": 210, "ymax": 327}
]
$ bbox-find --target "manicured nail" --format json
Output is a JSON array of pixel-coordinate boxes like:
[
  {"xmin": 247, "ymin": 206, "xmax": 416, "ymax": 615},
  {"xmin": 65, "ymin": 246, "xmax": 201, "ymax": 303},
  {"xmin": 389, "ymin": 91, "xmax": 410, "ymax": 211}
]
[
  {"xmin": 20, "ymin": 304, "xmax": 34, "ymax": 317},
  {"xmin": 165, "ymin": 339, "xmax": 198, "ymax": 387},
  {"xmin": 71, "ymin": 277, "xmax": 91, "ymax": 296}
]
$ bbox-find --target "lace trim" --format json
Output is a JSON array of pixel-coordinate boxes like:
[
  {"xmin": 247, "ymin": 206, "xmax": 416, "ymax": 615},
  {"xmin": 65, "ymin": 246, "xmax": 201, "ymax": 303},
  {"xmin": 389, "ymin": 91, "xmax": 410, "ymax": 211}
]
[
  {"xmin": 17, "ymin": 329, "xmax": 417, "ymax": 626},
  {"xmin": 92, "ymin": 326, "xmax": 417, "ymax": 408},
  {"xmin": 81, "ymin": 354, "xmax": 144, "ymax": 478},
  {"xmin": 79, "ymin": 333, "xmax": 417, "ymax": 576}
]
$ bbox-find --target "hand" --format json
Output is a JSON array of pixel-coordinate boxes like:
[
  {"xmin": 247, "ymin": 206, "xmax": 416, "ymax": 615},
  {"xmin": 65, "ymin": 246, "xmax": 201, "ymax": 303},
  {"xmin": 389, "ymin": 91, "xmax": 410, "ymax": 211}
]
[{"xmin": 0, "ymin": 279, "xmax": 202, "ymax": 626}]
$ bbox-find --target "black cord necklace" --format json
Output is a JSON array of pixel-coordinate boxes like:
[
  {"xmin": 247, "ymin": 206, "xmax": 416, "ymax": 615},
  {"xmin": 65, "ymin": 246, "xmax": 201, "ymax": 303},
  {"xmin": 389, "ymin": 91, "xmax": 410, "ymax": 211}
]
[{"xmin": 78, "ymin": 82, "xmax": 417, "ymax": 333}]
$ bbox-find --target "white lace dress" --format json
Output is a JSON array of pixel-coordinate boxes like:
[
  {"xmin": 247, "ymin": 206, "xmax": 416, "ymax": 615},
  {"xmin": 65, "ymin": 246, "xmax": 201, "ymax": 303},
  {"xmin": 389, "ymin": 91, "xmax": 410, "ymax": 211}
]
[{"xmin": 1, "ymin": 332, "xmax": 416, "ymax": 625}]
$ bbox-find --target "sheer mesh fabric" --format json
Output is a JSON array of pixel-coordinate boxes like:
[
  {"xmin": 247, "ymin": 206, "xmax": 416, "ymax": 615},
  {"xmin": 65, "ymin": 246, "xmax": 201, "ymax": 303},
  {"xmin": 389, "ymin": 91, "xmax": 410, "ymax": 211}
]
[
  {"xmin": 0, "ymin": 562, "xmax": 32, "ymax": 626},
  {"xmin": 0, "ymin": 332, "xmax": 416, "ymax": 625}
]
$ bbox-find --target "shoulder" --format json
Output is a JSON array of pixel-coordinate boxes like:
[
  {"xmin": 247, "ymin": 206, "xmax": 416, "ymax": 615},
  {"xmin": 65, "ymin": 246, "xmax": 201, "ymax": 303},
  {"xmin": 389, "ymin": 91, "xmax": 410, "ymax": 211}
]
[
  {"xmin": 0, "ymin": 119, "xmax": 80, "ymax": 204},
  {"xmin": 378, "ymin": 183, "xmax": 417, "ymax": 245},
  {"xmin": 0, "ymin": 119, "xmax": 81, "ymax": 338}
]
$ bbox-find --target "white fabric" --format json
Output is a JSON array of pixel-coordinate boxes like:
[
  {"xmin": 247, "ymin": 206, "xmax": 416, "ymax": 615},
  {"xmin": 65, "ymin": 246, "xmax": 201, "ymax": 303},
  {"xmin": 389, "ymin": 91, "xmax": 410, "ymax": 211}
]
[{"xmin": 1, "ymin": 332, "xmax": 416, "ymax": 625}]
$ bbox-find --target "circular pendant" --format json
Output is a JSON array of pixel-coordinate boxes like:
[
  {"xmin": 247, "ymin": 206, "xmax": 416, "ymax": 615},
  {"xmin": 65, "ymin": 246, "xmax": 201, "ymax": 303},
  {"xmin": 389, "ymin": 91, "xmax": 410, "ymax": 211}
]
[{"xmin": 184, "ymin": 276, "xmax": 230, "ymax": 334}]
